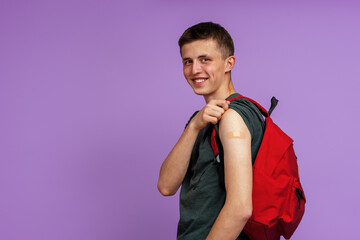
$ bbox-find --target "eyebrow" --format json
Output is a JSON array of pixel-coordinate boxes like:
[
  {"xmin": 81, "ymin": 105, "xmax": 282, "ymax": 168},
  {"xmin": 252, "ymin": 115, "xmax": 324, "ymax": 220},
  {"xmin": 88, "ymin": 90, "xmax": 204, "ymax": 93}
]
[{"xmin": 182, "ymin": 55, "xmax": 210, "ymax": 61}]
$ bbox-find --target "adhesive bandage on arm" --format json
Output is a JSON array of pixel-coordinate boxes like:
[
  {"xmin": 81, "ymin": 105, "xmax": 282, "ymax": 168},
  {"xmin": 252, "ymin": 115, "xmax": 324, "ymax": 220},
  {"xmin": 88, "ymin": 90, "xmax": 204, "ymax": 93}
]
[{"xmin": 226, "ymin": 131, "xmax": 246, "ymax": 139}]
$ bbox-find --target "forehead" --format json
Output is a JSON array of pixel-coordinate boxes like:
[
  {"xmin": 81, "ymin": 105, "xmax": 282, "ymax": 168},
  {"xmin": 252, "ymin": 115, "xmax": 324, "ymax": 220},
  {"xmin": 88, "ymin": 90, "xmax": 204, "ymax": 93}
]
[{"xmin": 181, "ymin": 39, "xmax": 222, "ymax": 58}]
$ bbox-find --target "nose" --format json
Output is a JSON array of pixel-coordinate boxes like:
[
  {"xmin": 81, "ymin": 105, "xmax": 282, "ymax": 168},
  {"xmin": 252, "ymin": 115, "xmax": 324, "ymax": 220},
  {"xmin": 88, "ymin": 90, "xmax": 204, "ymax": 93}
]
[{"xmin": 191, "ymin": 60, "xmax": 202, "ymax": 75}]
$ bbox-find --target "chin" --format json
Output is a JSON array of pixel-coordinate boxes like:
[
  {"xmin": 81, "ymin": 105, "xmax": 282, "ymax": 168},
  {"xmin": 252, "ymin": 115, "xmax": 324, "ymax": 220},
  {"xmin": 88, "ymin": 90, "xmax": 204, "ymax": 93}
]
[{"xmin": 192, "ymin": 88, "xmax": 210, "ymax": 96}]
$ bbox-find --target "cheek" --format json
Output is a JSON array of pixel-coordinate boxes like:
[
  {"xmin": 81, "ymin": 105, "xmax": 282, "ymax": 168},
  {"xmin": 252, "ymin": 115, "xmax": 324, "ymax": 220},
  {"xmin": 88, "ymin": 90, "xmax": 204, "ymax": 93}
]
[
  {"xmin": 183, "ymin": 67, "xmax": 191, "ymax": 77},
  {"xmin": 212, "ymin": 64, "xmax": 224, "ymax": 75},
  {"xmin": 203, "ymin": 65, "xmax": 216, "ymax": 76}
]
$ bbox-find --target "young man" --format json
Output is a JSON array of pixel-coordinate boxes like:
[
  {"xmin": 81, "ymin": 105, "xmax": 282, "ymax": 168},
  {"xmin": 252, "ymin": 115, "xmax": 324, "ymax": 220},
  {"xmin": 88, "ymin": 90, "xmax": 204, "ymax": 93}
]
[{"xmin": 157, "ymin": 22, "xmax": 265, "ymax": 240}]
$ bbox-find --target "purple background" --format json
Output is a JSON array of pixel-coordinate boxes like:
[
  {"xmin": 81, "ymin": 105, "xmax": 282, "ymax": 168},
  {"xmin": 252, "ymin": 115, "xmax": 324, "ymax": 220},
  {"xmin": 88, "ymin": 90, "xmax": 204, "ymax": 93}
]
[{"xmin": 1, "ymin": 0, "xmax": 359, "ymax": 239}]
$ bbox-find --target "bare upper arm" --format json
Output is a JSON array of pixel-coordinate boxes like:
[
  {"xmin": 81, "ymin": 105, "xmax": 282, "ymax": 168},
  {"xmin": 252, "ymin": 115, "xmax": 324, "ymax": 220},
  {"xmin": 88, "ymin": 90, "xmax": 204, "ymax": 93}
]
[{"xmin": 218, "ymin": 108, "xmax": 253, "ymax": 207}]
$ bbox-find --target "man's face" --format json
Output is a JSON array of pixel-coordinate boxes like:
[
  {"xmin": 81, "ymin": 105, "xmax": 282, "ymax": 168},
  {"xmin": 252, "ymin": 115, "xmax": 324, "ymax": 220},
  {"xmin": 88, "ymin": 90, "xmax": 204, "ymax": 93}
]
[{"xmin": 181, "ymin": 39, "xmax": 229, "ymax": 97}]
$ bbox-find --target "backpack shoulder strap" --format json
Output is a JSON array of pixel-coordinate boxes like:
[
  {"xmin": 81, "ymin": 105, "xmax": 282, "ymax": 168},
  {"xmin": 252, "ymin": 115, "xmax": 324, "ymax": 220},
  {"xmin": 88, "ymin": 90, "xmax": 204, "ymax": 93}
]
[{"xmin": 227, "ymin": 96, "xmax": 278, "ymax": 117}]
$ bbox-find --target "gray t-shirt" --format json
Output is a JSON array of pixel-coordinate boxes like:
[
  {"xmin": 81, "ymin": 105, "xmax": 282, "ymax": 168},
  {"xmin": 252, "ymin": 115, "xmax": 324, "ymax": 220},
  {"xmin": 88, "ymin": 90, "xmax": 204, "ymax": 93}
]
[{"xmin": 177, "ymin": 93, "xmax": 265, "ymax": 240}]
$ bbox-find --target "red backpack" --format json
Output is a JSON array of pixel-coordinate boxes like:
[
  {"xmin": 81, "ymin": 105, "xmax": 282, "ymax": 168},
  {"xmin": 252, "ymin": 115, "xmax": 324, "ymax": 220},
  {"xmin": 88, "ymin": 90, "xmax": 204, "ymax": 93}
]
[{"xmin": 210, "ymin": 96, "xmax": 306, "ymax": 240}]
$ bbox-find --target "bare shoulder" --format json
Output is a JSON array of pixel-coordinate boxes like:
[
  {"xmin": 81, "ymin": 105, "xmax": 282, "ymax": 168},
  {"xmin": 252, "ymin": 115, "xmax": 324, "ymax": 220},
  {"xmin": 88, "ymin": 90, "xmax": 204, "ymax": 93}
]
[
  {"xmin": 218, "ymin": 109, "xmax": 251, "ymax": 144},
  {"xmin": 219, "ymin": 109, "xmax": 247, "ymax": 131},
  {"xmin": 221, "ymin": 108, "xmax": 240, "ymax": 119}
]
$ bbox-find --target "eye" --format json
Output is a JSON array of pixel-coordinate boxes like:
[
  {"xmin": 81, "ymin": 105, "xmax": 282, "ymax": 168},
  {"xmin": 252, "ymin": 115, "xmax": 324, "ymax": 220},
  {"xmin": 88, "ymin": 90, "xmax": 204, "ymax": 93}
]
[
  {"xmin": 183, "ymin": 59, "xmax": 192, "ymax": 65},
  {"xmin": 201, "ymin": 58, "xmax": 210, "ymax": 62}
]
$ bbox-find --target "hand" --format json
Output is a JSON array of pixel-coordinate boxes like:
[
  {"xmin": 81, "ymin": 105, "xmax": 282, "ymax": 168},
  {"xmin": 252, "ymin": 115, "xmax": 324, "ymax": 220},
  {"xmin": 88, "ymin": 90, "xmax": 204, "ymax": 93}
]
[{"xmin": 190, "ymin": 99, "xmax": 230, "ymax": 131}]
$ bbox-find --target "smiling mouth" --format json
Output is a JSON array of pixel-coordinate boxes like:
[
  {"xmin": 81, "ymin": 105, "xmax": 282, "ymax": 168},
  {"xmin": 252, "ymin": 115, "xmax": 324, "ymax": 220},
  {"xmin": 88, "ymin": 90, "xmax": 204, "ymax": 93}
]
[{"xmin": 192, "ymin": 78, "xmax": 208, "ymax": 85}]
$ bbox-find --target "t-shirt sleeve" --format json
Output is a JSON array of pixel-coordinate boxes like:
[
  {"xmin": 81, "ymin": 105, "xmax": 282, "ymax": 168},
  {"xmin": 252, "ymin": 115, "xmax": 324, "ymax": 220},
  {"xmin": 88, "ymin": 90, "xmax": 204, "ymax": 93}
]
[{"xmin": 185, "ymin": 110, "xmax": 199, "ymax": 129}]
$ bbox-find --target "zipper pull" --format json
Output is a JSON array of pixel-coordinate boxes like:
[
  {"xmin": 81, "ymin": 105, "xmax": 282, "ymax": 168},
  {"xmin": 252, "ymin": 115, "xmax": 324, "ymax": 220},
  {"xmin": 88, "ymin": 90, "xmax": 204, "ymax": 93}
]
[{"xmin": 296, "ymin": 188, "xmax": 303, "ymax": 209}]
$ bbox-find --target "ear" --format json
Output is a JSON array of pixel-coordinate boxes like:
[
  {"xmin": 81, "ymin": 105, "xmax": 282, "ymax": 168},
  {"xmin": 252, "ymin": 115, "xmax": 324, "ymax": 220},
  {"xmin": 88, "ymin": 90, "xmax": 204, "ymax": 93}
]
[{"xmin": 225, "ymin": 56, "xmax": 236, "ymax": 73}]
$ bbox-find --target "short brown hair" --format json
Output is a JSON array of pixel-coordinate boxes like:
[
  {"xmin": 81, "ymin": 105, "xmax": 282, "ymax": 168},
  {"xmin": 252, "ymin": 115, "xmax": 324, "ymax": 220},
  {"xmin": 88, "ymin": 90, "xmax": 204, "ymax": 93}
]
[{"xmin": 178, "ymin": 22, "xmax": 234, "ymax": 59}]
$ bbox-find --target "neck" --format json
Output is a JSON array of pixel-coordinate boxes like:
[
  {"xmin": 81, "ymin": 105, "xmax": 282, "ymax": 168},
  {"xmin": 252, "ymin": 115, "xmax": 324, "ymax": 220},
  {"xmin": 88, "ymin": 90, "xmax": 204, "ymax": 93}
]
[{"xmin": 204, "ymin": 80, "xmax": 236, "ymax": 103}]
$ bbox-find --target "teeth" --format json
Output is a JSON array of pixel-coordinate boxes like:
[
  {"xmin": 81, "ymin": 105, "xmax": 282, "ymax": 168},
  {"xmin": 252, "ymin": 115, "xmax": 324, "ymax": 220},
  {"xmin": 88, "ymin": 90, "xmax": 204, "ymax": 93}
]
[{"xmin": 194, "ymin": 79, "xmax": 206, "ymax": 83}]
